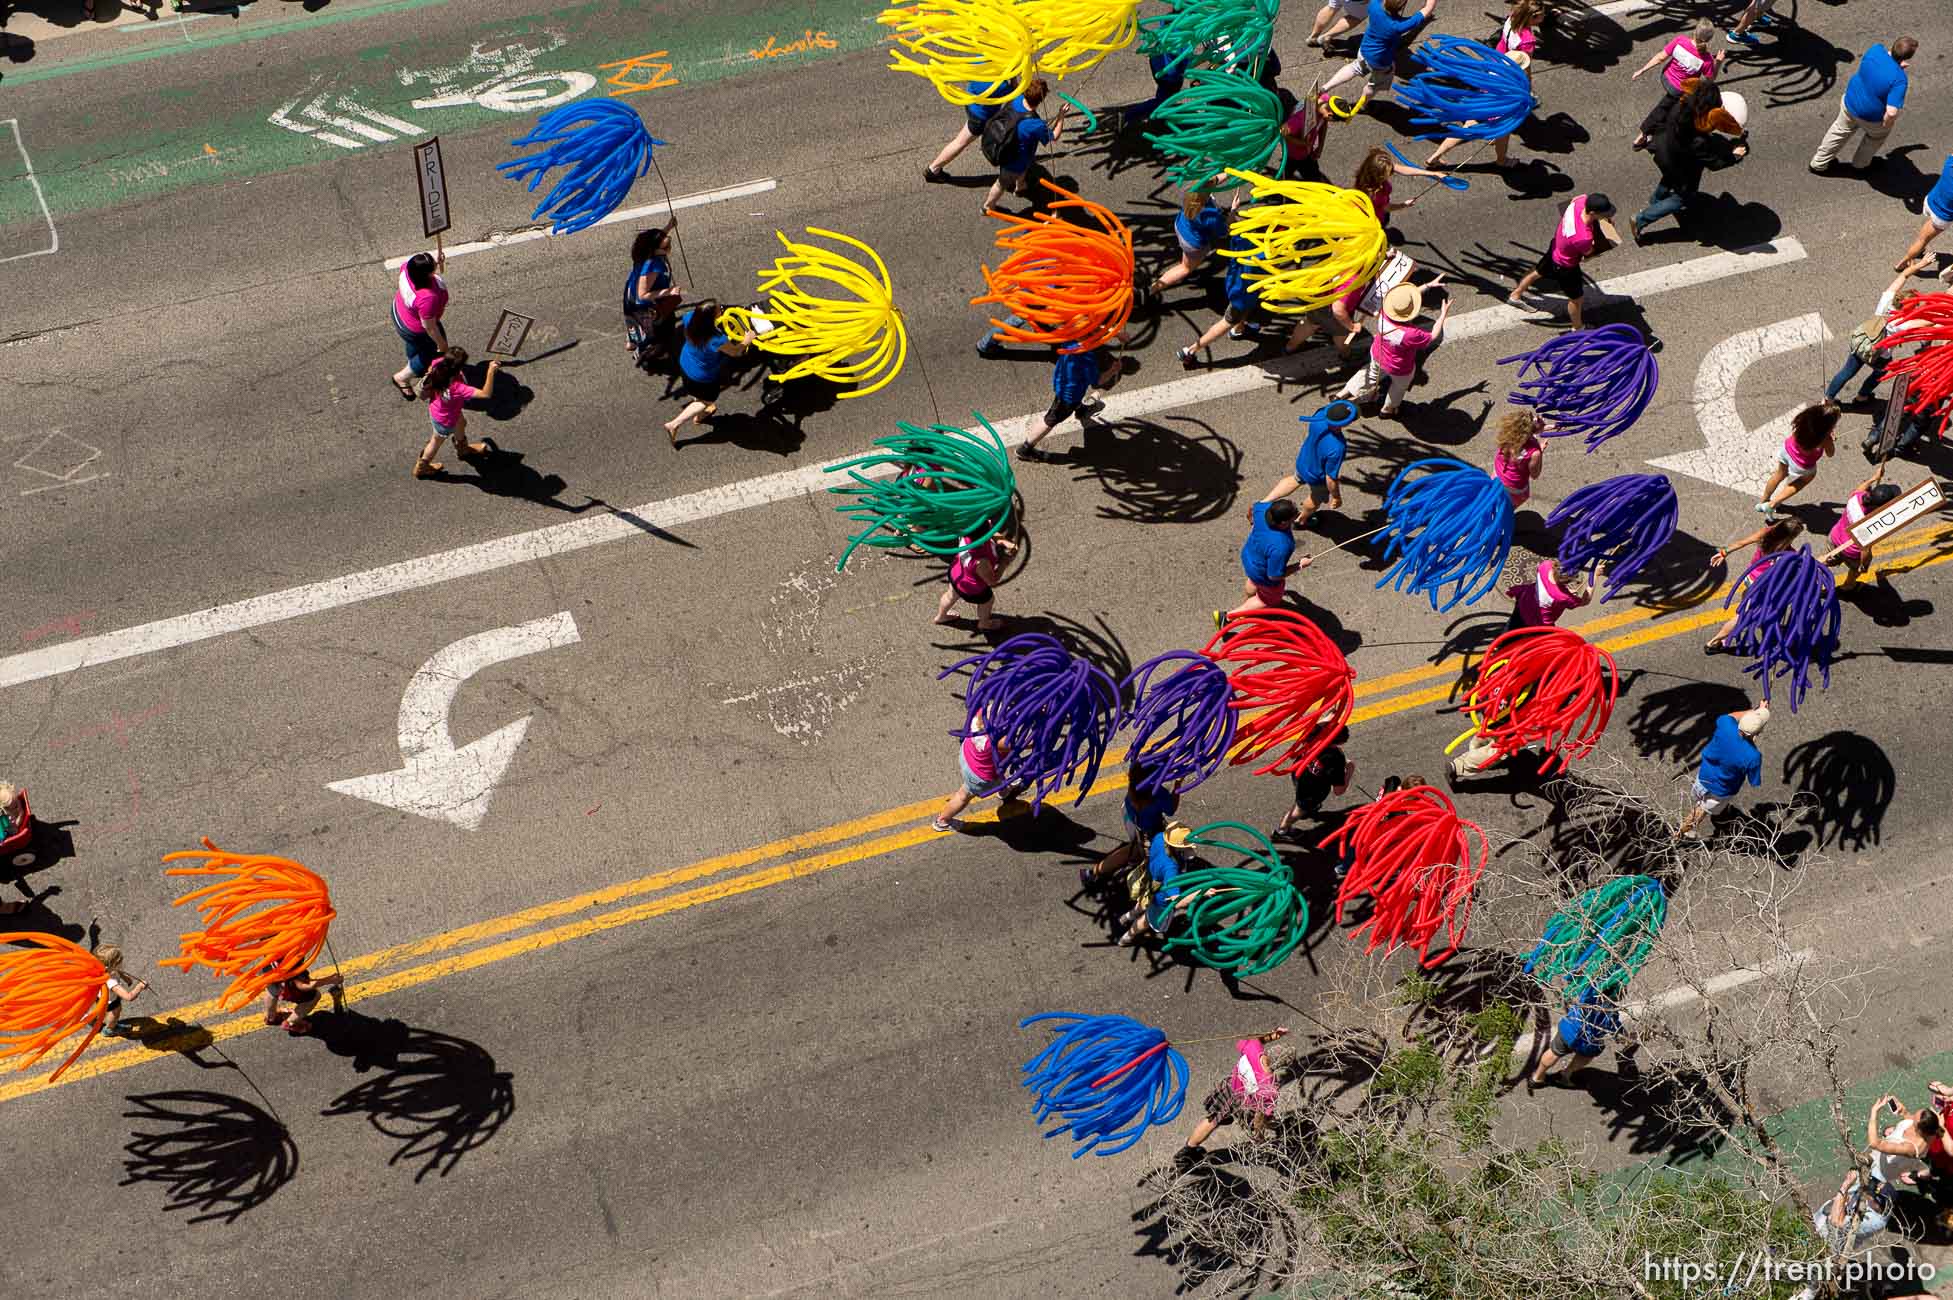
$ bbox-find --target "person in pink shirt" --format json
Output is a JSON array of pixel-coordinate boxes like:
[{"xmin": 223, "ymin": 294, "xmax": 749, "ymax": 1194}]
[
  {"xmin": 1822, "ymin": 467, "xmax": 1902, "ymax": 588},
  {"xmin": 1492, "ymin": 409, "xmax": 1546, "ymax": 506},
  {"xmin": 934, "ymin": 531, "xmax": 1019, "ymax": 630},
  {"xmin": 1338, "ymin": 282, "xmax": 1449, "ymax": 417},
  {"xmin": 929, "ymin": 708, "xmax": 1023, "ymax": 832},
  {"xmin": 1630, "ymin": 20, "xmax": 1720, "ymax": 150},
  {"xmin": 390, "ymin": 249, "xmax": 451, "ymax": 399},
  {"xmin": 415, "ymin": 348, "xmax": 498, "ymax": 480},
  {"xmin": 1352, "ymin": 145, "xmax": 1448, "ymax": 227},
  {"xmin": 1754, "ymin": 399, "xmax": 1839, "ymax": 519},
  {"xmin": 1174, "ymin": 1026, "xmax": 1289, "ymax": 1168},
  {"xmin": 1508, "ymin": 192, "xmax": 1617, "ymax": 330},
  {"xmin": 1278, "ymin": 87, "xmax": 1335, "ymax": 183},
  {"xmin": 1504, "ymin": 557, "xmax": 1592, "ymax": 629},
  {"xmin": 1496, "ymin": 0, "xmax": 1540, "ymax": 57}
]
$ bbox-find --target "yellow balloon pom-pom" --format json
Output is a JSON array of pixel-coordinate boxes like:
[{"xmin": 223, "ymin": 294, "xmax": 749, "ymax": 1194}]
[
  {"xmin": 879, "ymin": 0, "xmax": 1037, "ymax": 105},
  {"xmin": 1213, "ymin": 168, "xmax": 1389, "ymax": 315},
  {"xmin": 1026, "ymin": 0, "xmax": 1141, "ymax": 78},
  {"xmin": 720, "ymin": 228, "xmax": 910, "ymax": 401}
]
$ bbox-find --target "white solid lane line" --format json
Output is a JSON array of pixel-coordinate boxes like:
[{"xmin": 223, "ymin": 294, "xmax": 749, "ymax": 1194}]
[
  {"xmin": 382, "ymin": 178, "xmax": 780, "ymax": 270},
  {"xmin": 0, "ymin": 239, "xmax": 1807, "ymax": 691}
]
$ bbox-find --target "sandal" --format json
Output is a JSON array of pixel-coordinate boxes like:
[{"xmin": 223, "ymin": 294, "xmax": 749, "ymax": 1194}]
[{"xmin": 392, "ymin": 377, "xmax": 416, "ymax": 400}]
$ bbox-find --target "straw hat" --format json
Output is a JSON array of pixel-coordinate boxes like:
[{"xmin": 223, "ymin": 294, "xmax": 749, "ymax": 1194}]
[
  {"xmin": 1381, "ymin": 282, "xmax": 1424, "ymax": 323},
  {"xmin": 1737, "ymin": 703, "xmax": 1771, "ymax": 737},
  {"xmin": 1163, "ymin": 822, "xmax": 1195, "ymax": 849},
  {"xmin": 1507, "ymin": 50, "xmax": 1533, "ymax": 71}
]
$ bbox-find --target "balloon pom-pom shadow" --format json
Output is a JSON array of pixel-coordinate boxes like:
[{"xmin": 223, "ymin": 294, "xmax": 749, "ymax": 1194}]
[
  {"xmin": 121, "ymin": 1091, "xmax": 298, "ymax": 1224},
  {"xmin": 1019, "ymin": 1011, "xmax": 1188, "ymax": 1157},
  {"xmin": 497, "ymin": 99, "xmax": 664, "ymax": 236},
  {"xmin": 320, "ymin": 1024, "xmax": 515, "ymax": 1183}
]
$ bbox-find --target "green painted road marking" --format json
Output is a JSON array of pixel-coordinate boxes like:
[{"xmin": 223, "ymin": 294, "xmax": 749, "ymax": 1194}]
[{"xmin": 0, "ymin": 0, "xmax": 889, "ymax": 228}]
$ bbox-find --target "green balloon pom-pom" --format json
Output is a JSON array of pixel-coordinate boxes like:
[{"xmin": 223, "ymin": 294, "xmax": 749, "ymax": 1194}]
[
  {"xmin": 1158, "ymin": 821, "xmax": 1308, "ymax": 978},
  {"xmin": 1137, "ymin": 0, "xmax": 1279, "ymax": 74},
  {"xmin": 1523, "ymin": 874, "xmax": 1667, "ymax": 1001},
  {"xmin": 1143, "ymin": 68, "xmax": 1287, "ymax": 191},
  {"xmin": 823, "ymin": 412, "xmax": 1017, "ymax": 571}
]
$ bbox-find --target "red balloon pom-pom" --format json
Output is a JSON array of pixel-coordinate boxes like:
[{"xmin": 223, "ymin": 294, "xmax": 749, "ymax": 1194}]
[
  {"xmin": 1322, "ymin": 784, "xmax": 1487, "ymax": 968},
  {"xmin": 1462, "ymin": 626, "xmax": 1617, "ymax": 774},
  {"xmin": 1202, "ymin": 607, "xmax": 1357, "ymax": 777}
]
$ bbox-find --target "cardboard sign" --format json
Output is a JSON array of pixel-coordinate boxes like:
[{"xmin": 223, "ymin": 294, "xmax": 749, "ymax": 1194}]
[
  {"xmin": 486, "ymin": 310, "xmax": 534, "ymax": 357},
  {"xmin": 1868, "ymin": 372, "xmax": 1913, "ymax": 463},
  {"xmin": 414, "ymin": 137, "xmax": 452, "ymax": 239},
  {"xmin": 1358, "ymin": 250, "xmax": 1416, "ymax": 317},
  {"xmin": 1848, "ymin": 477, "xmax": 1944, "ymax": 548}
]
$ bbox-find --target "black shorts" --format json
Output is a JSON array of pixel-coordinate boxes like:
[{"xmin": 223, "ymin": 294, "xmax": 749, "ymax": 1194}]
[
  {"xmin": 1043, "ymin": 397, "xmax": 1080, "ymax": 426},
  {"xmin": 1532, "ymin": 250, "xmax": 1586, "ymax": 300},
  {"xmin": 951, "ymin": 577, "xmax": 994, "ymax": 603},
  {"xmin": 681, "ymin": 373, "xmax": 724, "ymax": 404}
]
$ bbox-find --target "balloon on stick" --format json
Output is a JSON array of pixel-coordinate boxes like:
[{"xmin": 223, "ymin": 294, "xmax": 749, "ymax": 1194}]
[
  {"xmin": 1142, "ymin": 69, "xmax": 1286, "ymax": 190},
  {"xmin": 1322, "ymin": 784, "xmax": 1488, "ymax": 968},
  {"xmin": 878, "ymin": 0, "xmax": 1037, "ymax": 104},
  {"xmin": 1136, "ymin": 0, "xmax": 1279, "ymax": 72},
  {"xmin": 1202, "ymin": 607, "xmax": 1357, "ymax": 777},
  {"xmin": 1719, "ymin": 544, "xmax": 1840, "ymax": 712},
  {"xmin": 159, "ymin": 839, "xmax": 336, "ymax": 1010},
  {"xmin": 496, "ymin": 99, "xmax": 665, "ymax": 236},
  {"xmin": 941, "ymin": 633, "xmax": 1122, "ymax": 808},
  {"xmin": 1019, "ymin": 1011, "xmax": 1188, "ymax": 1157},
  {"xmin": 718, "ymin": 228, "xmax": 909, "ymax": 399},
  {"xmin": 1213, "ymin": 169, "xmax": 1388, "ymax": 314},
  {"xmin": 1029, "ymin": 0, "xmax": 1142, "ymax": 77},
  {"xmin": 1374, "ymin": 458, "xmax": 1516, "ymax": 612},
  {"xmin": 1546, "ymin": 473, "xmax": 1678, "ymax": 600},
  {"xmin": 972, "ymin": 180, "xmax": 1134, "ymax": 353},
  {"xmin": 1525, "ymin": 874, "xmax": 1666, "ymax": 1001},
  {"xmin": 1120, "ymin": 651, "xmax": 1239, "ymax": 796},
  {"xmin": 1446, "ymin": 626, "xmax": 1618, "ymax": 774},
  {"xmin": 1498, "ymin": 325, "xmax": 1661, "ymax": 452},
  {"xmin": 1398, "ymin": 34, "xmax": 1538, "ymax": 141},
  {"xmin": 1876, "ymin": 291, "xmax": 1953, "ymax": 439},
  {"xmin": 0, "ymin": 934, "xmax": 114, "ymax": 1080},
  {"xmin": 1157, "ymin": 822, "xmax": 1308, "ymax": 976}
]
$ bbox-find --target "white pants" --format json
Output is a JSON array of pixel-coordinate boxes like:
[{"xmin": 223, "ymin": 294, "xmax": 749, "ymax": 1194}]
[
  {"xmin": 1339, "ymin": 359, "xmax": 1412, "ymax": 411},
  {"xmin": 1810, "ymin": 98, "xmax": 1894, "ymax": 171}
]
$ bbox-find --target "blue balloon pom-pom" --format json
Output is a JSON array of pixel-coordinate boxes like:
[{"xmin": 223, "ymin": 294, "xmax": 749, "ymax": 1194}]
[{"xmin": 496, "ymin": 99, "xmax": 665, "ymax": 235}]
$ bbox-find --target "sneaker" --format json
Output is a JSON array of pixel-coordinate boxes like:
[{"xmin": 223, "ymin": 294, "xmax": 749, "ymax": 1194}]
[
  {"xmin": 929, "ymin": 817, "xmax": 954, "ymax": 833},
  {"xmin": 1014, "ymin": 445, "xmax": 1046, "ymax": 463},
  {"xmin": 1177, "ymin": 346, "xmax": 1199, "ymax": 370},
  {"xmin": 976, "ymin": 340, "xmax": 1003, "ymax": 359},
  {"xmin": 1727, "ymin": 28, "xmax": 1759, "ymax": 44},
  {"xmin": 924, "ymin": 166, "xmax": 949, "ymax": 184},
  {"xmin": 1076, "ymin": 396, "xmax": 1106, "ymax": 421}
]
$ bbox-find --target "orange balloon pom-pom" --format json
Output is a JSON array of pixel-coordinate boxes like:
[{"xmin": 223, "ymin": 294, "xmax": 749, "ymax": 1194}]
[
  {"xmin": 972, "ymin": 179, "xmax": 1135, "ymax": 354},
  {"xmin": 0, "ymin": 933, "xmax": 111, "ymax": 1079},
  {"xmin": 1202, "ymin": 606, "xmax": 1357, "ymax": 777},
  {"xmin": 160, "ymin": 838, "xmax": 336, "ymax": 1011}
]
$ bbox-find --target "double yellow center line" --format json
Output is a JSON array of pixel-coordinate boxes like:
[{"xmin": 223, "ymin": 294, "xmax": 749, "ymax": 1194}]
[{"xmin": 5, "ymin": 521, "xmax": 1948, "ymax": 1104}]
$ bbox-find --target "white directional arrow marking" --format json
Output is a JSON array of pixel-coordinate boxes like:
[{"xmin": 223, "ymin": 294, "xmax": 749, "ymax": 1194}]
[
  {"xmin": 1648, "ymin": 312, "xmax": 1834, "ymax": 493},
  {"xmin": 327, "ymin": 612, "xmax": 581, "ymax": 830}
]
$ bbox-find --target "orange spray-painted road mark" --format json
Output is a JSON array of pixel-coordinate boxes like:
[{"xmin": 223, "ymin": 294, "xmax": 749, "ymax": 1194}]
[
  {"xmin": 750, "ymin": 29, "xmax": 839, "ymax": 60},
  {"xmin": 600, "ymin": 52, "xmax": 680, "ymax": 96}
]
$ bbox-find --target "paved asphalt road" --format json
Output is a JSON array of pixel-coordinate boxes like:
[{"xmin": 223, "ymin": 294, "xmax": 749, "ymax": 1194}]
[{"xmin": 4, "ymin": 0, "xmax": 1953, "ymax": 1295}]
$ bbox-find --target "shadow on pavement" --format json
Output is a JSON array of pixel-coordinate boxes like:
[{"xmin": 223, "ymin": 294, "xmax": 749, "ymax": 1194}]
[
  {"xmin": 120, "ymin": 1090, "xmax": 298, "ymax": 1224},
  {"xmin": 1064, "ymin": 416, "xmax": 1244, "ymax": 525}
]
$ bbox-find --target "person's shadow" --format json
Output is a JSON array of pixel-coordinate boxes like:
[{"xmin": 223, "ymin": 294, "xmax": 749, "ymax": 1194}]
[{"xmin": 431, "ymin": 438, "xmax": 599, "ymax": 514}]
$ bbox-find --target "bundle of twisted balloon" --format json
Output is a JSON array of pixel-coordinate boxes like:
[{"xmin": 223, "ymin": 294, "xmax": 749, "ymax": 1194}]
[
  {"xmin": 1720, "ymin": 544, "xmax": 1840, "ymax": 712},
  {"xmin": 1525, "ymin": 875, "xmax": 1665, "ymax": 1001},
  {"xmin": 1374, "ymin": 458, "xmax": 1516, "ymax": 612},
  {"xmin": 878, "ymin": 0, "xmax": 1037, "ymax": 104},
  {"xmin": 718, "ymin": 229, "xmax": 909, "ymax": 399},
  {"xmin": 1202, "ymin": 607, "xmax": 1357, "ymax": 777},
  {"xmin": 1136, "ymin": 0, "xmax": 1278, "ymax": 71},
  {"xmin": 1450, "ymin": 626, "xmax": 1618, "ymax": 773},
  {"xmin": 941, "ymin": 633, "xmax": 1122, "ymax": 807},
  {"xmin": 1546, "ymin": 473, "xmax": 1678, "ymax": 601},
  {"xmin": 1398, "ymin": 34, "xmax": 1538, "ymax": 141},
  {"xmin": 0, "ymin": 933, "xmax": 114, "ymax": 1079},
  {"xmin": 1323, "ymin": 784, "xmax": 1488, "ymax": 969},
  {"xmin": 160, "ymin": 839, "xmax": 337, "ymax": 1010},
  {"xmin": 1019, "ymin": 1011, "xmax": 1188, "ymax": 1157},
  {"xmin": 1212, "ymin": 169, "xmax": 1389, "ymax": 314},
  {"xmin": 1499, "ymin": 325, "xmax": 1660, "ymax": 453},
  {"xmin": 1120, "ymin": 651, "xmax": 1239, "ymax": 796},
  {"xmin": 972, "ymin": 180, "xmax": 1134, "ymax": 353},
  {"xmin": 496, "ymin": 100, "xmax": 666, "ymax": 235},
  {"xmin": 1877, "ymin": 291, "xmax": 1953, "ymax": 439},
  {"xmin": 1029, "ymin": 0, "xmax": 1142, "ymax": 77},
  {"xmin": 824, "ymin": 413, "xmax": 1016, "ymax": 570},
  {"xmin": 1157, "ymin": 822, "xmax": 1307, "ymax": 976},
  {"xmin": 1143, "ymin": 69, "xmax": 1286, "ymax": 190}
]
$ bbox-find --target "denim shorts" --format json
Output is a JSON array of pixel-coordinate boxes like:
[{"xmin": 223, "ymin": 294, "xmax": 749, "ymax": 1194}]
[
  {"xmin": 959, "ymin": 752, "xmax": 1008, "ymax": 796},
  {"xmin": 393, "ymin": 310, "xmax": 438, "ymax": 377}
]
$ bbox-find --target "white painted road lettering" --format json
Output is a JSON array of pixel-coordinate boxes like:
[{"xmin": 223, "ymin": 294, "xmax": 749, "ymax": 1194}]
[
  {"xmin": 326, "ymin": 612, "xmax": 582, "ymax": 830},
  {"xmin": 1649, "ymin": 312, "xmax": 1833, "ymax": 493}
]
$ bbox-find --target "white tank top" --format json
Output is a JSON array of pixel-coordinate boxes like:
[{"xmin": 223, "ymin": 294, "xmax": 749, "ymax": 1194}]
[{"xmin": 1871, "ymin": 1118, "xmax": 1928, "ymax": 1185}]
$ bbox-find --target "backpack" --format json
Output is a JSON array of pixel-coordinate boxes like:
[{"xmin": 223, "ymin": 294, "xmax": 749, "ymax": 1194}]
[
  {"xmin": 1849, "ymin": 316, "xmax": 1888, "ymax": 363},
  {"xmin": 980, "ymin": 107, "xmax": 1030, "ymax": 166}
]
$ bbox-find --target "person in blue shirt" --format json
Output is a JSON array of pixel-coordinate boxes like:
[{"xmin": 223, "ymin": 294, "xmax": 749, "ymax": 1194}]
[
  {"xmin": 982, "ymin": 79, "xmax": 1064, "ymax": 215},
  {"xmin": 1219, "ymin": 499, "xmax": 1312, "ymax": 626},
  {"xmin": 1675, "ymin": 700, "xmax": 1768, "ymax": 839},
  {"xmin": 1114, "ymin": 51, "xmax": 1191, "ymax": 130},
  {"xmin": 1149, "ymin": 190, "xmax": 1234, "ymax": 298},
  {"xmin": 1527, "ymin": 985, "xmax": 1625, "ymax": 1091},
  {"xmin": 1897, "ymin": 151, "xmax": 1953, "ymax": 272},
  {"xmin": 1081, "ymin": 761, "xmax": 1183, "ymax": 892},
  {"xmin": 1017, "ymin": 335, "xmax": 1126, "ymax": 460},
  {"xmin": 925, "ymin": 79, "xmax": 1009, "ymax": 183},
  {"xmin": 1321, "ymin": 0, "xmax": 1438, "ymax": 103},
  {"xmin": 623, "ymin": 219, "xmax": 681, "ymax": 361},
  {"xmin": 1810, "ymin": 36, "xmax": 1916, "ymax": 175},
  {"xmin": 663, "ymin": 301, "xmax": 755, "ymax": 445},
  {"xmin": 1116, "ymin": 821, "xmax": 1195, "ymax": 945},
  {"xmin": 1263, "ymin": 402, "xmax": 1357, "ymax": 527}
]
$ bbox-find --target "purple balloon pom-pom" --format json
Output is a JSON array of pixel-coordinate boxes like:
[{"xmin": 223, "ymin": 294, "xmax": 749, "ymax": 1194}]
[
  {"xmin": 940, "ymin": 633, "xmax": 1122, "ymax": 808},
  {"xmin": 1546, "ymin": 473, "xmax": 1679, "ymax": 600},
  {"xmin": 1721, "ymin": 546, "xmax": 1840, "ymax": 712},
  {"xmin": 1499, "ymin": 324, "xmax": 1660, "ymax": 452},
  {"xmin": 1120, "ymin": 652, "xmax": 1239, "ymax": 796}
]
